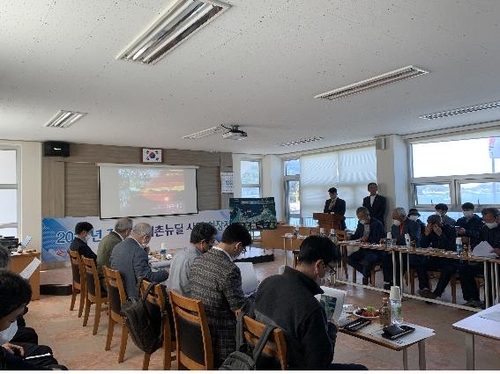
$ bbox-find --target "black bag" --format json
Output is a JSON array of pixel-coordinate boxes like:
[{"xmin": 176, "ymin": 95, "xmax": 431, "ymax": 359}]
[
  {"xmin": 120, "ymin": 279, "xmax": 163, "ymax": 354},
  {"xmin": 219, "ymin": 312, "xmax": 275, "ymax": 370}
]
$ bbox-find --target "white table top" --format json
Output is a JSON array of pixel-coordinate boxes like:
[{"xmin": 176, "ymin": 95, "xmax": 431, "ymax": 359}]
[{"xmin": 452, "ymin": 304, "xmax": 500, "ymax": 340}]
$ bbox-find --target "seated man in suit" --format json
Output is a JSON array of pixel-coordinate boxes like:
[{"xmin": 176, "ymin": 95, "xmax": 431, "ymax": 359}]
[
  {"xmin": 166, "ymin": 222, "xmax": 217, "ymax": 297},
  {"xmin": 435, "ymin": 203, "xmax": 457, "ymax": 226},
  {"xmin": 190, "ymin": 223, "xmax": 252, "ymax": 368},
  {"xmin": 417, "ymin": 215, "xmax": 458, "ymax": 300},
  {"xmin": 110, "ymin": 222, "xmax": 168, "ymax": 298},
  {"xmin": 459, "ymin": 207, "xmax": 500, "ymax": 308},
  {"xmin": 407, "ymin": 208, "xmax": 426, "ymax": 236},
  {"xmin": 362, "ymin": 182, "xmax": 387, "ymax": 226},
  {"xmin": 253, "ymin": 235, "xmax": 367, "ymax": 370},
  {"xmin": 323, "ymin": 187, "xmax": 346, "ymax": 230},
  {"xmin": 347, "ymin": 207, "xmax": 385, "ymax": 285},
  {"xmin": 382, "ymin": 207, "xmax": 421, "ymax": 290},
  {"xmin": 69, "ymin": 221, "xmax": 97, "ymax": 262}
]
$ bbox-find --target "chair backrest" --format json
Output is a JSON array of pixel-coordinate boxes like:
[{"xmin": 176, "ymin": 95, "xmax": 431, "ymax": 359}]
[
  {"xmin": 141, "ymin": 280, "xmax": 173, "ymax": 340},
  {"xmin": 68, "ymin": 249, "xmax": 84, "ymax": 288},
  {"xmin": 169, "ymin": 290, "xmax": 213, "ymax": 370},
  {"xmin": 241, "ymin": 314, "xmax": 288, "ymax": 370},
  {"xmin": 103, "ymin": 266, "xmax": 127, "ymax": 320},
  {"xmin": 81, "ymin": 256, "xmax": 102, "ymax": 300}
]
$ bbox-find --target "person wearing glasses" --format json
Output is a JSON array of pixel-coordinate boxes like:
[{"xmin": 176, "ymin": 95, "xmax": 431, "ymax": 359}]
[
  {"xmin": 110, "ymin": 222, "xmax": 168, "ymax": 298},
  {"xmin": 252, "ymin": 236, "xmax": 367, "ymax": 370},
  {"xmin": 190, "ymin": 223, "xmax": 253, "ymax": 368}
]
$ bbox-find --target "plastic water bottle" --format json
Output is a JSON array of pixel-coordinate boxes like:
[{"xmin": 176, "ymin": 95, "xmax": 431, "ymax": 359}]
[
  {"xmin": 319, "ymin": 227, "xmax": 326, "ymax": 237},
  {"xmin": 329, "ymin": 229, "xmax": 337, "ymax": 243},
  {"xmin": 389, "ymin": 286, "xmax": 403, "ymax": 325},
  {"xmin": 386, "ymin": 232, "xmax": 393, "ymax": 248},
  {"xmin": 455, "ymin": 237, "xmax": 463, "ymax": 256}
]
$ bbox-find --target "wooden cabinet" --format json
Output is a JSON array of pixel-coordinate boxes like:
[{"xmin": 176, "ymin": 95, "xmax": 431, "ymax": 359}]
[{"xmin": 9, "ymin": 252, "xmax": 41, "ymax": 300}]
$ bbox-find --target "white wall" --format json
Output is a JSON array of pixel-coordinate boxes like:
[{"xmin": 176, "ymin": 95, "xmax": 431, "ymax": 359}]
[
  {"xmin": 0, "ymin": 140, "xmax": 42, "ymax": 251},
  {"xmin": 232, "ymin": 154, "xmax": 284, "ymax": 221}
]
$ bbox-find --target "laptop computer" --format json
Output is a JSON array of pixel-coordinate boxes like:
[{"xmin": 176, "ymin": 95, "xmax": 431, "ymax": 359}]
[{"xmin": 235, "ymin": 262, "xmax": 259, "ymax": 297}]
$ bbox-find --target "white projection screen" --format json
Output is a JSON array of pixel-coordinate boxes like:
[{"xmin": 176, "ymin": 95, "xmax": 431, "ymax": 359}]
[{"xmin": 99, "ymin": 164, "xmax": 198, "ymax": 219}]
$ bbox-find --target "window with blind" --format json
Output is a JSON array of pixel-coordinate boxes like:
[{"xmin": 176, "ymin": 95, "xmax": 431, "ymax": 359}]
[
  {"xmin": 0, "ymin": 149, "xmax": 18, "ymax": 237},
  {"xmin": 300, "ymin": 146, "xmax": 376, "ymax": 226}
]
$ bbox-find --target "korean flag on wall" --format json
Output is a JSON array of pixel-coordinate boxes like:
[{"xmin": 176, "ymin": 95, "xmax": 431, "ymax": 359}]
[{"xmin": 142, "ymin": 148, "xmax": 163, "ymax": 163}]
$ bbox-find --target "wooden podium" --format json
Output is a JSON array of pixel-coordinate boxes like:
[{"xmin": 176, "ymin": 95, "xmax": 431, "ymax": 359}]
[{"xmin": 313, "ymin": 213, "xmax": 344, "ymax": 232}]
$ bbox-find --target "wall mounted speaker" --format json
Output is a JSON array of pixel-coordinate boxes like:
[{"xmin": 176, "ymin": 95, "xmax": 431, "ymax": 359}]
[
  {"xmin": 375, "ymin": 137, "xmax": 387, "ymax": 150},
  {"xmin": 43, "ymin": 141, "xmax": 70, "ymax": 157}
]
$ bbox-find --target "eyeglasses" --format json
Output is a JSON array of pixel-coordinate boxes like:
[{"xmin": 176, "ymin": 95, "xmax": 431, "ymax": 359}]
[{"xmin": 323, "ymin": 262, "xmax": 337, "ymax": 276}]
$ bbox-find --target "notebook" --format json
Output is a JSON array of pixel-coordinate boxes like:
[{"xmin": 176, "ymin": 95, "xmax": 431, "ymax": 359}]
[
  {"xmin": 235, "ymin": 262, "xmax": 259, "ymax": 297},
  {"xmin": 315, "ymin": 286, "xmax": 346, "ymax": 324}
]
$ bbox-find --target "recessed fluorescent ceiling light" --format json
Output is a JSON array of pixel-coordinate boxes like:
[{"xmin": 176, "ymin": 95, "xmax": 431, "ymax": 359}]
[
  {"xmin": 314, "ymin": 65, "xmax": 429, "ymax": 101},
  {"xmin": 117, "ymin": 0, "xmax": 230, "ymax": 65},
  {"xmin": 182, "ymin": 126, "xmax": 224, "ymax": 139},
  {"xmin": 280, "ymin": 137, "xmax": 323, "ymax": 147},
  {"xmin": 420, "ymin": 100, "xmax": 500, "ymax": 120},
  {"xmin": 44, "ymin": 110, "xmax": 87, "ymax": 129}
]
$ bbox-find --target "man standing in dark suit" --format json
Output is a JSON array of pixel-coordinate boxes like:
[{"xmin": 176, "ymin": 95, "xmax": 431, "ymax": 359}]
[
  {"xmin": 362, "ymin": 182, "xmax": 387, "ymax": 226},
  {"xmin": 323, "ymin": 187, "xmax": 346, "ymax": 230},
  {"xmin": 190, "ymin": 223, "xmax": 252, "ymax": 368},
  {"xmin": 110, "ymin": 222, "xmax": 168, "ymax": 297}
]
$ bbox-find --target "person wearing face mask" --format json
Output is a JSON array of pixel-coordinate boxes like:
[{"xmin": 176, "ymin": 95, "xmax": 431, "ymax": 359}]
[
  {"xmin": 0, "ymin": 270, "xmax": 66, "ymax": 370},
  {"xmin": 455, "ymin": 202, "xmax": 482, "ymax": 249},
  {"xmin": 166, "ymin": 222, "xmax": 217, "ymax": 297},
  {"xmin": 252, "ymin": 235, "xmax": 367, "ymax": 370},
  {"xmin": 382, "ymin": 207, "xmax": 421, "ymax": 290},
  {"xmin": 458, "ymin": 207, "xmax": 500, "ymax": 307},
  {"xmin": 323, "ymin": 187, "xmax": 347, "ymax": 230},
  {"xmin": 434, "ymin": 203, "xmax": 457, "ymax": 226},
  {"xmin": 189, "ymin": 223, "xmax": 252, "ymax": 368},
  {"xmin": 347, "ymin": 207, "xmax": 385, "ymax": 285},
  {"xmin": 69, "ymin": 221, "xmax": 97, "ymax": 262},
  {"xmin": 407, "ymin": 208, "xmax": 426, "ymax": 235},
  {"xmin": 110, "ymin": 222, "xmax": 168, "ymax": 298},
  {"xmin": 417, "ymin": 215, "xmax": 458, "ymax": 300}
]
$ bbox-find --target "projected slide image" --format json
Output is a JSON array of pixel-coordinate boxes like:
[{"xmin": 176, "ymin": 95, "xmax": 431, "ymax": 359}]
[
  {"xmin": 100, "ymin": 164, "xmax": 198, "ymax": 218},
  {"xmin": 120, "ymin": 169, "xmax": 185, "ymax": 214}
]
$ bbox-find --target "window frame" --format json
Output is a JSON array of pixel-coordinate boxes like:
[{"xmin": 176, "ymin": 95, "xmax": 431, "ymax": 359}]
[
  {"xmin": 0, "ymin": 147, "xmax": 19, "ymax": 236},
  {"xmin": 240, "ymin": 159, "xmax": 262, "ymax": 198}
]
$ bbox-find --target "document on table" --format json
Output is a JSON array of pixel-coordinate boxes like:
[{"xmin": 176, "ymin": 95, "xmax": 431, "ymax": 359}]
[
  {"xmin": 479, "ymin": 312, "xmax": 500, "ymax": 323},
  {"xmin": 19, "ymin": 257, "xmax": 41, "ymax": 279},
  {"xmin": 472, "ymin": 241, "xmax": 496, "ymax": 258}
]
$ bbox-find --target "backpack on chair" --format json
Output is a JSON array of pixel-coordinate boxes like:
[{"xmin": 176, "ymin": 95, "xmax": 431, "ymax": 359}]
[
  {"xmin": 219, "ymin": 312, "xmax": 276, "ymax": 370},
  {"xmin": 120, "ymin": 278, "xmax": 164, "ymax": 354}
]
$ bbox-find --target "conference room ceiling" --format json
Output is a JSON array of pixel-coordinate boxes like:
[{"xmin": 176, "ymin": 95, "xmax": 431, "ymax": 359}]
[{"xmin": 1, "ymin": 0, "xmax": 500, "ymax": 155}]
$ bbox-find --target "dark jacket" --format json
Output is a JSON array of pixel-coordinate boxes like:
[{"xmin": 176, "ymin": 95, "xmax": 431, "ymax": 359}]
[
  {"xmin": 350, "ymin": 218, "xmax": 385, "ymax": 244},
  {"xmin": 254, "ymin": 266, "xmax": 334, "ymax": 370},
  {"xmin": 479, "ymin": 225, "xmax": 500, "ymax": 249},
  {"xmin": 69, "ymin": 237, "xmax": 97, "ymax": 261},
  {"xmin": 420, "ymin": 224, "xmax": 456, "ymax": 251},
  {"xmin": 391, "ymin": 219, "xmax": 421, "ymax": 247},
  {"xmin": 323, "ymin": 198, "xmax": 346, "ymax": 229},
  {"xmin": 362, "ymin": 194, "xmax": 387, "ymax": 225},
  {"xmin": 456, "ymin": 214, "xmax": 483, "ymax": 249}
]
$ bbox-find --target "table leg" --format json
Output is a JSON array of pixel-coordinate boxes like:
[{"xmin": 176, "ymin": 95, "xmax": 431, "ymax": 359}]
[
  {"xmin": 392, "ymin": 250, "xmax": 397, "ymax": 288},
  {"xmin": 282, "ymin": 237, "xmax": 288, "ymax": 266},
  {"xmin": 465, "ymin": 332, "xmax": 475, "ymax": 370},
  {"xmin": 484, "ymin": 262, "xmax": 490, "ymax": 308},
  {"xmin": 399, "ymin": 251, "xmax": 404, "ymax": 293},
  {"xmin": 418, "ymin": 339, "xmax": 426, "ymax": 370},
  {"xmin": 403, "ymin": 347, "xmax": 408, "ymax": 370},
  {"xmin": 494, "ymin": 263, "xmax": 499, "ymax": 304}
]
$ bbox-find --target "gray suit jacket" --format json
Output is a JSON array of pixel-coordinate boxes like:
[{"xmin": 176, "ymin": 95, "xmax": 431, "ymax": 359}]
[
  {"xmin": 110, "ymin": 237, "xmax": 168, "ymax": 297},
  {"xmin": 190, "ymin": 248, "xmax": 246, "ymax": 367}
]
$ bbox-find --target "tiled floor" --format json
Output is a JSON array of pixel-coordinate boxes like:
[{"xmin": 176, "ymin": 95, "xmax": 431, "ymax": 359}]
[{"xmin": 31, "ymin": 249, "xmax": 500, "ymax": 370}]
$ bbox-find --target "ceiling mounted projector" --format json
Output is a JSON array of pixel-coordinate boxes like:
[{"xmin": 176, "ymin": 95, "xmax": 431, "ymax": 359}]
[{"xmin": 222, "ymin": 125, "xmax": 247, "ymax": 140}]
